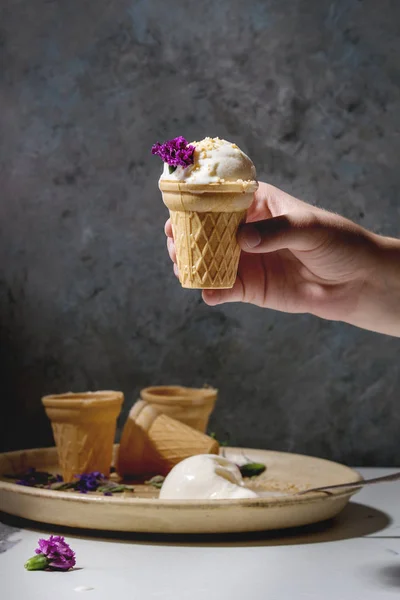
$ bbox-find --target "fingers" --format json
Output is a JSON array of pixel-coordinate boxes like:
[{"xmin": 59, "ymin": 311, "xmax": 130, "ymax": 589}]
[
  {"xmin": 164, "ymin": 218, "xmax": 173, "ymax": 238},
  {"xmin": 238, "ymin": 211, "xmax": 327, "ymax": 254},
  {"xmin": 246, "ymin": 181, "xmax": 312, "ymax": 222},
  {"xmin": 202, "ymin": 277, "xmax": 245, "ymax": 306},
  {"xmin": 167, "ymin": 236, "xmax": 176, "ymax": 263},
  {"xmin": 166, "ymin": 217, "xmax": 177, "ymax": 264}
]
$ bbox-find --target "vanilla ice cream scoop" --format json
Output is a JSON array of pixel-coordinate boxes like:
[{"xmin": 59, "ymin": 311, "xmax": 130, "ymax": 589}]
[
  {"xmin": 160, "ymin": 137, "xmax": 256, "ymax": 185},
  {"xmin": 158, "ymin": 454, "xmax": 259, "ymax": 500}
]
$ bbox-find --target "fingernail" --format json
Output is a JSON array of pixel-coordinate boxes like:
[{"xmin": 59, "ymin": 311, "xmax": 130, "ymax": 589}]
[
  {"xmin": 241, "ymin": 225, "xmax": 261, "ymax": 248},
  {"xmin": 205, "ymin": 289, "xmax": 221, "ymax": 304}
]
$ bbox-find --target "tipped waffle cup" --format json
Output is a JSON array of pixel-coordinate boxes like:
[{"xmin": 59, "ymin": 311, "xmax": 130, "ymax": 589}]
[
  {"xmin": 140, "ymin": 385, "xmax": 217, "ymax": 433},
  {"xmin": 116, "ymin": 400, "xmax": 220, "ymax": 477},
  {"xmin": 41, "ymin": 391, "xmax": 124, "ymax": 482},
  {"xmin": 159, "ymin": 179, "xmax": 258, "ymax": 289}
]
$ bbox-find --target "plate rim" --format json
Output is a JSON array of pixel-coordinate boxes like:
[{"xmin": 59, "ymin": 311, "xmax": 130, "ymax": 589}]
[{"xmin": 0, "ymin": 445, "xmax": 363, "ymax": 508}]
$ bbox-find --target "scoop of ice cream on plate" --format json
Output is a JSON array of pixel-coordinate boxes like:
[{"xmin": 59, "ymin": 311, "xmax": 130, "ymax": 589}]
[
  {"xmin": 159, "ymin": 454, "xmax": 259, "ymax": 500},
  {"xmin": 152, "ymin": 136, "xmax": 258, "ymax": 289}
]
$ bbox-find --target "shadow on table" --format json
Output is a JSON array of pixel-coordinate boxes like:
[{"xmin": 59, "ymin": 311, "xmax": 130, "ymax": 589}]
[
  {"xmin": 0, "ymin": 501, "xmax": 392, "ymax": 547},
  {"xmin": 358, "ymin": 562, "xmax": 400, "ymax": 592},
  {"xmin": 374, "ymin": 564, "xmax": 400, "ymax": 588}
]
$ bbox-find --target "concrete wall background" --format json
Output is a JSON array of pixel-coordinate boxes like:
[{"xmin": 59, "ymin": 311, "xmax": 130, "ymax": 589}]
[{"xmin": 1, "ymin": 0, "xmax": 399, "ymax": 465}]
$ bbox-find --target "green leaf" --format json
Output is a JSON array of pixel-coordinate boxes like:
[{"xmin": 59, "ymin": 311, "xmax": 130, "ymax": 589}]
[
  {"xmin": 24, "ymin": 554, "xmax": 49, "ymax": 571},
  {"xmin": 98, "ymin": 484, "xmax": 134, "ymax": 494},
  {"xmin": 168, "ymin": 165, "xmax": 177, "ymax": 174},
  {"xmin": 49, "ymin": 482, "xmax": 75, "ymax": 490},
  {"xmin": 145, "ymin": 475, "xmax": 165, "ymax": 489},
  {"xmin": 239, "ymin": 463, "xmax": 266, "ymax": 478},
  {"xmin": 208, "ymin": 431, "xmax": 229, "ymax": 446}
]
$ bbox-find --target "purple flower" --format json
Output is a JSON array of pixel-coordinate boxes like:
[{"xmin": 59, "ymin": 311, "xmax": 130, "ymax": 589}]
[
  {"xmin": 151, "ymin": 136, "xmax": 195, "ymax": 169},
  {"xmin": 74, "ymin": 471, "xmax": 106, "ymax": 493},
  {"xmin": 25, "ymin": 536, "xmax": 76, "ymax": 571}
]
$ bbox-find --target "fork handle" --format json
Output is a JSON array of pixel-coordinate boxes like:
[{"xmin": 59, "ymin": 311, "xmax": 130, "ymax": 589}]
[{"xmin": 296, "ymin": 470, "xmax": 400, "ymax": 495}]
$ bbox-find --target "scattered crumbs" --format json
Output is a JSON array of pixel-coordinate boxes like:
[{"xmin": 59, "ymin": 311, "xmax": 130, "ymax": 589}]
[
  {"xmin": 249, "ymin": 476, "xmax": 301, "ymax": 494},
  {"xmin": 74, "ymin": 586, "xmax": 94, "ymax": 592},
  {"xmin": 257, "ymin": 490, "xmax": 289, "ymax": 498}
]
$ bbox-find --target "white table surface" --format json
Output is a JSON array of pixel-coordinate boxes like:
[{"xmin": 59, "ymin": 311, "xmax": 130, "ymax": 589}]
[{"xmin": 1, "ymin": 468, "xmax": 399, "ymax": 600}]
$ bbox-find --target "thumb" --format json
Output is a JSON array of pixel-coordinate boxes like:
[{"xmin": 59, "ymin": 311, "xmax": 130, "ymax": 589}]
[{"xmin": 238, "ymin": 211, "xmax": 326, "ymax": 253}]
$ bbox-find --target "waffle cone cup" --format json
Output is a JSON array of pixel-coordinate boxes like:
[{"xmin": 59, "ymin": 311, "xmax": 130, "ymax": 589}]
[
  {"xmin": 116, "ymin": 400, "xmax": 219, "ymax": 477},
  {"xmin": 140, "ymin": 385, "xmax": 217, "ymax": 433},
  {"xmin": 42, "ymin": 391, "xmax": 124, "ymax": 482},
  {"xmin": 160, "ymin": 180, "xmax": 258, "ymax": 289}
]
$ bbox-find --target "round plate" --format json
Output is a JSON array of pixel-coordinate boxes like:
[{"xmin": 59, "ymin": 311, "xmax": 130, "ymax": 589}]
[{"xmin": 0, "ymin": 446, "xmax": 362, "ymax": 534}]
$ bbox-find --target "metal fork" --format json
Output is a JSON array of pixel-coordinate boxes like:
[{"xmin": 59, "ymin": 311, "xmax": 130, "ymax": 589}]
[{"xmin": 296, "ymin": 470, "xmax": 400, "ymax": 495}]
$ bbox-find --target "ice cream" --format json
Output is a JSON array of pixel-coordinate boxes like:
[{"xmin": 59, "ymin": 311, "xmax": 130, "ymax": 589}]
[
  {"xmin": 152, "ymin": 136, "xmax": 258, "ymax": 289},
  {"xmin": 158, "ymin": 454, "xmax": 259, "ymax": 500},
  {"xmin": 159, "ymin": 137, "xmax": 257, "ymax": 186}
]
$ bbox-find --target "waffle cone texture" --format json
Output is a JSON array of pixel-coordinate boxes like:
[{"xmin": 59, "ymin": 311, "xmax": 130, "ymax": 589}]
[
  {"xmin": 116, "ymin": 400, "xmax": 219, "ymax": 477},
  {"xmin": 160, "ymin": 180, "xmax": 258, "ymax": 289},
  {"xmin": 140, "ymin": 385, "xmax": 217, "ymax": 433},
  {"xmin": 42, "ymin": 391, "xmax": 123, "ymax": 482}
]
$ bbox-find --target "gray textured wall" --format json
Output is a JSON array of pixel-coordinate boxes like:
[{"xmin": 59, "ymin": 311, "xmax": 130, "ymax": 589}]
[{"xmin": 1, "ymin": 0, "xmax": 399, "ymax": 465}]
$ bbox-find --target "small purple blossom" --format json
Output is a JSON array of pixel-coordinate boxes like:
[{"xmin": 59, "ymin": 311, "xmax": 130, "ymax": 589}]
[
  {"xmin": 74, "ymin": 471, "xmax": 106, "ymax": 493},
  {"xmin": 151, "ymin": 136, "xmax": 195, "ymax": 169},
  {"xmin": 25, "ymin": 536, "xmax": 76, "ymax": 571},
  {"xmin": 8, "ymin": 468, "xmax": 133, "ymax": 496},
  {"xmin": 36, "ymin": 536, "xmax": 76, "ymax": 570}
]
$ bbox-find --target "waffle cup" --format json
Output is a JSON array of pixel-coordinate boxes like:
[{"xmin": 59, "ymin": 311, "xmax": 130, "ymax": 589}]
[
  {"xmin": 116, "ymin": 400, "xmax": 220, "ymax": 477},
  {"xmin": 140, "ymin": 385, "xmax": 217, "ymax": 433},
  {"xmin": 160, "ymin": 179, "xmax": 258, "ymax": 289},
  {"xmin": 42, "ymin": 391, "xmax": 124, "ymax": 482}
]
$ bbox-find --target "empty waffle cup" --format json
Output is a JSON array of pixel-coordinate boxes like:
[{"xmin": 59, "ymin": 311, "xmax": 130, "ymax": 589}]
[
  {"xmin": 42, "ymin": 391, "xmax": 124, "ymax": 482},
  {"xmin": 140, "ymin": 385, "xmax": 218, "ymax": 433},
  {"xmin": 116, "ymin": 399, "xmax": 219, "ymax": 477}
]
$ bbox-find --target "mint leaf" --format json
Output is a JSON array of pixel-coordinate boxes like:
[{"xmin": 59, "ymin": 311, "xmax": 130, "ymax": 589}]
[
  {"xmin": 239, "ymin": 463, "xmax": 266, "ymax": 478},
  {"xmin": 145, "ymin": 475, "xmax": 165, "ymax": 489},
  {"xmin": 168, "ymin": 165, "xmax": 177, "ymax": 174}
]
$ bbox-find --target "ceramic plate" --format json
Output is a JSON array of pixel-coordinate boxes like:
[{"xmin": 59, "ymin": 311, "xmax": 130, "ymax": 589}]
[{"xmin": 0, "ymin": 446, "xmax": 362, "ymax": 534}]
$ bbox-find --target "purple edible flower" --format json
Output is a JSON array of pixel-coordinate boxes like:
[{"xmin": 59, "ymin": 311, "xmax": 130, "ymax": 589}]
[
  {"xmin": 24, "ymin": 536, "xmax": 76, "ymax": 571},
  {"xmin": 74, "ymin": 471, "xmax": 106, "ymax": 493},
  {"xmin": 151, "ymin": 136, "xmax": 195, "ymax": 169}
]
